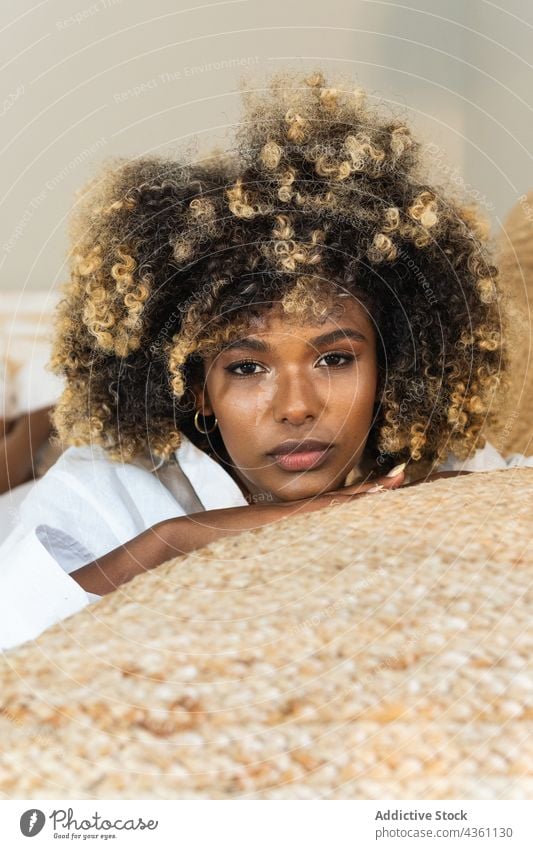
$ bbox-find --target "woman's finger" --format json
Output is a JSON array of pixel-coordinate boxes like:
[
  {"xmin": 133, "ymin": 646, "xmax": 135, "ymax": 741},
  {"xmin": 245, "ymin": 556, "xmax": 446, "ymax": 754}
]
[
  {"xmin": 326, "ymin": 469, "xmax": 407, "ymax": 506},
  {"xmin": 342, "ymin": 468, "xmax": 407, "ymax": 496}
]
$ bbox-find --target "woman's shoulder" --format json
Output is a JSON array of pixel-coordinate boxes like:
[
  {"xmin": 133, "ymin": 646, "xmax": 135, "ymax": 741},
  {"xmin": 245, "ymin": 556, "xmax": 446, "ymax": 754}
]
[
  {"xmin": 31, "ymin": 443, "xmax": 148, "ymax": 486},
  {"xmin": 16, "ymin": 435, "xmax": 249, "ymax": 544},
  {"xmin": 24, "ymin": 442, "xmax": 198, "ymax": 514},
  {"xmin": 17, "ymin": 443, "xmax": 181, "ymax": 544},
  {"xmin": 36, "ymin": 442, "xmax": 172, "ymax": 479}
]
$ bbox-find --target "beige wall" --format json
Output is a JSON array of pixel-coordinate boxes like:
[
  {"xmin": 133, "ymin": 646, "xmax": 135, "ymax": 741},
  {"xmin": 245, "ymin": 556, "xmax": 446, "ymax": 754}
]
[{"xmin": 1, "ymin": 0, "xmax": 531, "ymax": 292}]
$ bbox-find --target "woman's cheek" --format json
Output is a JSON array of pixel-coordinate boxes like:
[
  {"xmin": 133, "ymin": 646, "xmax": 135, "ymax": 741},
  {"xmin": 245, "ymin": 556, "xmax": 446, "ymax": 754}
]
[
  {"xmin": 217, "ymin": 379, "xmax": 274, "ymax": 431},
  {"xmin": 344, "ymin": 360, "xmax": 377, "ymax": 406},
  {"xmin": 334, "ymin": 373, "xmax": 377, "ymax": 435},
  {"xmin": 223, "ymin": 377, "xmax": 275, "ymax": 427},
  {"xmin": 251, "ymin": 377, "xmax": 277, "ymax": 426}
]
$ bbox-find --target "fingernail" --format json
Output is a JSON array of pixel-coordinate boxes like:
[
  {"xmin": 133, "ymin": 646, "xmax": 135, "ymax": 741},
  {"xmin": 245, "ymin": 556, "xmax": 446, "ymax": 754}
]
[
  {"xmin": 385, "ymin": 462, "xmax": 407, "ymax": 477},
  {"xmin": 367, "ymin": 483, "xmax": 387, "ymax": 493}
]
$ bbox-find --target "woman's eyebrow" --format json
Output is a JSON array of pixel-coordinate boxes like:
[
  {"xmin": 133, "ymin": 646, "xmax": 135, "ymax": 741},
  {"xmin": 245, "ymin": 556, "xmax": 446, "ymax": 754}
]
[
  {"xmin": 311, "ymin": 328, "xmax": 367, "ymax": 346},
  {"xmin": 223, "ymin": 337, "xmax": 269, "ymax": 353},
  {"xmin": 223, "ymin": 327, "xmax": 367, "ymax": 353}
]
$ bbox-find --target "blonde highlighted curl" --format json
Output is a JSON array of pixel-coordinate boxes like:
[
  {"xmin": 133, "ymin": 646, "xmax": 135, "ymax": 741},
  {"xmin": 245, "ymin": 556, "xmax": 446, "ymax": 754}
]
[{"xmin": 49, "ymin": 69, "xmax": 512, "ymax": 477}]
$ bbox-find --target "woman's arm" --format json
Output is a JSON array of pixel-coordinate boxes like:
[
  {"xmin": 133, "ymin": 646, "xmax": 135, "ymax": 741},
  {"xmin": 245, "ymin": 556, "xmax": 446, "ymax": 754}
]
[
  {"xmin": 70, "ymin": 503, "xmax": 288, "ymax": 595},
  {"xmin": 70, "ymin": 469, "xmax": 408, "ymax": 596}
]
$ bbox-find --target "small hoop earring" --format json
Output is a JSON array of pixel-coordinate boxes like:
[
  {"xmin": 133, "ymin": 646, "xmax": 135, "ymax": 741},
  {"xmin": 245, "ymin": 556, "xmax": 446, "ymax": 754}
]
[{"xmin": 194, "ymin": 409, "xmax": 218, "ymax": 434}]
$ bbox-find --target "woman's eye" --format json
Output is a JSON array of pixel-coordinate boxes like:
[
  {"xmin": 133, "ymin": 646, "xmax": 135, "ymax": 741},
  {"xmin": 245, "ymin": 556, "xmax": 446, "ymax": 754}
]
[
  {"xmin": 225, "ymin": 360, "xmax": 264, "ymax": 376},
  {"xmin": 225, "ymin": 353, "xmax": 356, "ymax": 376},
  {"xmin": 317, "ymin": 352, "xmax": 356, "ymax": 368}
]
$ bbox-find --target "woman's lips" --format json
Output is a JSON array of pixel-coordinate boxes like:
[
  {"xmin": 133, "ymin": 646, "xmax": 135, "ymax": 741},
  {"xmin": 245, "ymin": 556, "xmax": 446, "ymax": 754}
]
[{"xmin": 269, "ymin": 446, "xmax": 332, "ymax": 471}]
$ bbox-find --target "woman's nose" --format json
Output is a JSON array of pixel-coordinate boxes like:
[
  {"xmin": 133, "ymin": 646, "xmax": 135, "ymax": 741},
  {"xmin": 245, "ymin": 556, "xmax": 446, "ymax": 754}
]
[{"xmin": 271, "ymin": 369, "xmax": 321, "ymax": 424}]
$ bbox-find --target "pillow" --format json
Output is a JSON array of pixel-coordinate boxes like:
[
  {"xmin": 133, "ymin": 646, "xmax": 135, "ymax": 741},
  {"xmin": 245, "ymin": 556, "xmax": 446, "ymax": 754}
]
[{"xmin": 0, "ymin": 467, "xmax": 531, "ymax": 799}]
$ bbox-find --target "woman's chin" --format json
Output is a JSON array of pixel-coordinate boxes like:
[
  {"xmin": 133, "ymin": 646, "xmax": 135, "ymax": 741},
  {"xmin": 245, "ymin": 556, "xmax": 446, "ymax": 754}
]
[{"xmin": 263, "ymin": 472, "xmax": 345, "ymax": 503}]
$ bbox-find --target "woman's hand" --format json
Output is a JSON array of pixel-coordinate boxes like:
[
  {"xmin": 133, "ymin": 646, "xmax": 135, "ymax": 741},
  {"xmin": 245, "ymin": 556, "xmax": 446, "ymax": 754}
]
[{"xmin": 272, "ymin": 465, "xmax": 407, "ymax": 517}]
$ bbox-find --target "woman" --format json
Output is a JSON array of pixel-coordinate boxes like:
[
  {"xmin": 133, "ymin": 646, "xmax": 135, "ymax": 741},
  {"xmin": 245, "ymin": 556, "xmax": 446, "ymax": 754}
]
[{"xmin": 1, "ymin": 69, "xmax": 529, "ymax": 650}]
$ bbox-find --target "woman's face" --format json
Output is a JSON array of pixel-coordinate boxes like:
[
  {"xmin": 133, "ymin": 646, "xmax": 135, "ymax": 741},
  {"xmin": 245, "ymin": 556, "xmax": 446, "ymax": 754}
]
[{"xmin": 195, "ymin": 297, "xmax": 378, "ymax": 502}]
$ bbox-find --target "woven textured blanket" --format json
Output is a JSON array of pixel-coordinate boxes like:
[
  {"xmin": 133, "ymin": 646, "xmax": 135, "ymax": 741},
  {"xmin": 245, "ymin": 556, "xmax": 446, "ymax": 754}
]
[{"xmin": 0, "ymin": 467, "xmax": 531, "ymax": 799}]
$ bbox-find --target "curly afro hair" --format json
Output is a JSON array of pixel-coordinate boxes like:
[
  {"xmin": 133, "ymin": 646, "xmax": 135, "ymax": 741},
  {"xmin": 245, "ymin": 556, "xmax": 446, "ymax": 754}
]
[{"xmin": 49, "ymin": 68, "xmax": 512, "ymax": 480}]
